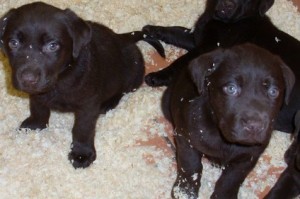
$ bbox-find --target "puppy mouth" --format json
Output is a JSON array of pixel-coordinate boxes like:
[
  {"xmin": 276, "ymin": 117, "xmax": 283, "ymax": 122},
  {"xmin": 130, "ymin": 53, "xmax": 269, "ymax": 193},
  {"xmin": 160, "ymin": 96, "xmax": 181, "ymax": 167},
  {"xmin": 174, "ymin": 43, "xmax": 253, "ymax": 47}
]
[
  {"xmin": 223, "ymin": 128, "xmax": 269, "ymax": 146},
  {"xmin": 220, "ymin": 120, "xmax": 269, "ymax": 145},
  {"xmin": 15, "ymin": 77, "xmax": 53, "ymax": 94}
]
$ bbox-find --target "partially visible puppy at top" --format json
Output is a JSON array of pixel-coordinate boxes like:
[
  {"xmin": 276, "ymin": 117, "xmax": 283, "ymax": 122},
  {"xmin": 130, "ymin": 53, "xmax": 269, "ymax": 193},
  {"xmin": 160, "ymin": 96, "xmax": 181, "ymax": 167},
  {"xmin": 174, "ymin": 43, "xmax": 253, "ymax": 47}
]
[{"xmin": 0, "ymin": 1, "xmax": 163, "ymax": 169}]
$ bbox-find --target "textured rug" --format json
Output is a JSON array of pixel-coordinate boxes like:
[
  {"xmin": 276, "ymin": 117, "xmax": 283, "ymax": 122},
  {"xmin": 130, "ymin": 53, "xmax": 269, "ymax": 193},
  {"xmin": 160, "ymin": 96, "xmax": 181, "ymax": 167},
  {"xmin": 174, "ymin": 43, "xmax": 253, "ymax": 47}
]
[{"xmin": 0, "ymin": 0, "xmax": 299, "ymax": 198}]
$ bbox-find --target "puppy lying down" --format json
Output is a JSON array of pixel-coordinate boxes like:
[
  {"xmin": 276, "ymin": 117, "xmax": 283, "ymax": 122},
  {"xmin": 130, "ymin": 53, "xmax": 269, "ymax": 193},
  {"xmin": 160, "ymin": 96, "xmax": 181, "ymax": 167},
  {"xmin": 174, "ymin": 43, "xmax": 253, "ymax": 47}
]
[
  {"xmin": 0, "ymin": 2, "xmax": 162, "ymax": 169},
  {"xmin": 162, "ymin": 43, "xmax": 295, "ymax": 199}
]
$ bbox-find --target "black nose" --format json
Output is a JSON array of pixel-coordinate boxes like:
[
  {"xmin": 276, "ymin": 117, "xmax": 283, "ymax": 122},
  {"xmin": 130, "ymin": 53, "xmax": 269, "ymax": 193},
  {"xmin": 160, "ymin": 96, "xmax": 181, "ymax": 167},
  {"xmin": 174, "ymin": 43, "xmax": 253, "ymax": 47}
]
[
  {"xmin": 215, "ymin": 0, "xmax": 236, "ymax": 18},
  {"xmin": 20, "ymin": 69, "xmax": 40, "ymax": 86},
  {"xmin": 242, "ymin": 119, "xmax": 265, "ymax": 133}
]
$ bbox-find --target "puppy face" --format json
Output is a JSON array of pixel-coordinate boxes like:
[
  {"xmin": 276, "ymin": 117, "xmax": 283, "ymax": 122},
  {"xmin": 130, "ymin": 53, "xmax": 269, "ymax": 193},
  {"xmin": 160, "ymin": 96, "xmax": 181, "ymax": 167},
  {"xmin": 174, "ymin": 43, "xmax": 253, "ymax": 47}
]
[
  {"xmin": 0, "ymin": 2, "xmax": 91, "ymax": 94},
  {"xmin": 189, "ymin": 44, "xmax": 295, "ymax": 145},
  {"xmin": 209, "ymin": 0, "xmax": 274, "ymax": 22}
]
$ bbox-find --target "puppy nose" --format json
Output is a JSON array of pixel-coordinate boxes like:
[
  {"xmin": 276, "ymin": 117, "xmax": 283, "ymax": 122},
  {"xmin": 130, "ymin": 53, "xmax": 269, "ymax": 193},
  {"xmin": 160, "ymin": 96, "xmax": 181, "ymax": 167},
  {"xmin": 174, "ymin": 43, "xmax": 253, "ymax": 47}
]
[
  {"xmin": 20, "ymin": 69, "xmax": 40, "ymax": 85},
  {"xmin": 242, "ymin": 119, "xmax": 265, "ymax": 133},
  {"xmin": 220, "ymin": 0, "xmax": 236, "ymax": 15}
]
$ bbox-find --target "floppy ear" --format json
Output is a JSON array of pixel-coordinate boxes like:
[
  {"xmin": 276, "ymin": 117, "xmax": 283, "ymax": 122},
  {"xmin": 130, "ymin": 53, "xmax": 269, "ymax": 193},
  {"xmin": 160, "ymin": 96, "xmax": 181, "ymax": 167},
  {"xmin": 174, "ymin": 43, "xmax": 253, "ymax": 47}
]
[
  {"xmin": 60, "ymin": 9, "xmax": 92, "ymax": 58},
  {"xmin": 259, "ymin": 0, "xmax": 274, "ymax": 16},
  {"xmin": 280, "ymin": 62, "xmax": 295, "ymax": 105},
  {"xmin": 0, "ymin": 9, "xmax": 15, "ymax": 50},
  {"xmin": 188, "ymin": 48, "xmax": 225, "ymax": 95}
]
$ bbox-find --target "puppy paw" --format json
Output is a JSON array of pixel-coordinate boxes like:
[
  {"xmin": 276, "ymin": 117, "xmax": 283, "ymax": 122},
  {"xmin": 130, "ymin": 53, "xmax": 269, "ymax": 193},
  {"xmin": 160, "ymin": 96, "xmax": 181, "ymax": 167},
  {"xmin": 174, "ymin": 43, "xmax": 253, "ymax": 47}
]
[
  {"xmin": 68, "ymin": 142, "xmax": 96, "ymax": 169},
  {"xmin": 172, "ymin": 184, "xmax": 198, "ymax": 199},
  {"xmin": 171, "ymin": 177, "xmax": 199, "ymax": 199},
  {"xmin": 20, "ymin": 117, "xmax": 47, "ymax": 130},
  {"xmin": 145, "ymin": 71, "xmax": 171, "ymax": 87},
  {"xmin": 142, "ymin": 25, "xmax": 164, "ymax": 40}
]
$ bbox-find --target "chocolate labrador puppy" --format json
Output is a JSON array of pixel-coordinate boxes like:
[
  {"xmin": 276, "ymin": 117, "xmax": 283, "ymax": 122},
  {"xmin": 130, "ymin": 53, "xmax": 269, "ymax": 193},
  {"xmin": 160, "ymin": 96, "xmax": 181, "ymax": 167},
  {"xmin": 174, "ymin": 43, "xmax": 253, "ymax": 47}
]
[
  {"xmin": 143, "ymin": 0, "xmax": 300, "ymax": 133},
  {"xmin": 264, "ymin": 110, "xmax": 300, "ymax": 199},
  {"xmin": 163, "ymin": 44, "xmax": 295, "ymax": 199},
  {"xmin": 0, "ymin": 2, "xmax": 163, "ymax": 169}
]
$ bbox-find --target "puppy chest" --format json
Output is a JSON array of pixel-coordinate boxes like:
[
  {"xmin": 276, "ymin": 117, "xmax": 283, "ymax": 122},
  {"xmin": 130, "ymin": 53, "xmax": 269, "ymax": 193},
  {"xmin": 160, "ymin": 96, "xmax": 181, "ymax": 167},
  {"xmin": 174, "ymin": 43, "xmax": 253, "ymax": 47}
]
[{"xmin": 39, "ymin": 92, "xmax": 85, "ymax": 112}]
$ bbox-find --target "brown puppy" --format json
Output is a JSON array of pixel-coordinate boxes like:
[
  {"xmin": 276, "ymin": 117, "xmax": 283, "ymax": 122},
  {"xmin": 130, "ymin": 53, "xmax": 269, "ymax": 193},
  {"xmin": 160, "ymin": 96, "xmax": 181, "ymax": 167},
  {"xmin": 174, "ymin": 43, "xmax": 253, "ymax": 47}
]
[
  {"xmin": 162, "ymin": 44, "xmax": 295, "ymax": 198},
  {"xmin": 0, "ymin": 2, "xmax": 162, "ymax": 169}
]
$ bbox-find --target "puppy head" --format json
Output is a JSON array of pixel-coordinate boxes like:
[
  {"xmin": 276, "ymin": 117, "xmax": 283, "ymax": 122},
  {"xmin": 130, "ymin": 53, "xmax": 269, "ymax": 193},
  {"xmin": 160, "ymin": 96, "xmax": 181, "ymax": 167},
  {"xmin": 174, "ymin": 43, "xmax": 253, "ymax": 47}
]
[
  {"xmin": 207, "ymin": 0, "xmax": 274, "ymax": 22},
  {"xmin": 189, "ymin": 43, "xmax": 295, "ymax": 145},
  {"xmin": 0, "ymin": 2, "xmax": 91, "ymax": 94}
]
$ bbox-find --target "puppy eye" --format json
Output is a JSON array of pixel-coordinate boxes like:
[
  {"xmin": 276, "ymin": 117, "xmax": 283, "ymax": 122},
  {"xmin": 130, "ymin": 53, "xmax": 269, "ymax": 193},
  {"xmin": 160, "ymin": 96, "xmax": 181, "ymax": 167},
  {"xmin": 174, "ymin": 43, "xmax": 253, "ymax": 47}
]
[
  {"xmin": 8, "ymin": 39, "xmax": 20, "ymax": 49},
  {"xmin": 43, "ymin": 41, "xmax": 60, "ymax": 53},
  {"xmin": 267, "ymin": 86, "xmax": 279, "ymax": 98},
  {"xmin": 223, "ymin": 83, "xmax": 240, "ymax": 96}
]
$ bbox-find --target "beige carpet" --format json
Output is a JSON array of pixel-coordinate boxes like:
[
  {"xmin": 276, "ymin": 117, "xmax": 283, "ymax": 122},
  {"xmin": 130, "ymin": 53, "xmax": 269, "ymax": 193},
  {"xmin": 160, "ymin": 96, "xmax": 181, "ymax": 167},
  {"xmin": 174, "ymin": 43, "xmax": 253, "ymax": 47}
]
[{"xmin": 0, "ymin": 0, "xmax": 299, "ymax": 198}]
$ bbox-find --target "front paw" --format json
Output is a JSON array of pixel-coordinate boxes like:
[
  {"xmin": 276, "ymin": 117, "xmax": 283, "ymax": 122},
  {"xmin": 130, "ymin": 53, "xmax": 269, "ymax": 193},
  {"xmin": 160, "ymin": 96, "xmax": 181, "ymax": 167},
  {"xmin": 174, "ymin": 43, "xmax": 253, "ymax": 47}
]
[
  {"xmin": 171, "ymin": 176, "xmax": 199, "ymax": 199},
  {"xmin": 145, "ymin": 71, "xmax": 172, "ymax": 87},
  {"xmin": 68, "ymin": 142, "xmax": 96, "ymax": 169},
  {"xmin": 142, "ymin": 25, "xmax": 165, "ymax": 40},
  {"xmin": 20, "ymin": 117, "xmax": 47, "ymax": 130}
]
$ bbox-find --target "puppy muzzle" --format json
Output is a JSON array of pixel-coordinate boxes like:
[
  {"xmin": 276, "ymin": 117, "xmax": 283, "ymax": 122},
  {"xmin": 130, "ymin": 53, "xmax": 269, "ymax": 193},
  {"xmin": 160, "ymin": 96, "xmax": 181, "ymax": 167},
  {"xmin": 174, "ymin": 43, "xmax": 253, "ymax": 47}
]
[
  {"xmin": 222, "ymin": 114, "xmax": 271, "ymax": 145},
  {"xmin": 15, "ymin": 67, "xmax": 50, "ymax": 94},
  {"xmin": 241, "ymin": 118, "xmax": 266, "ymax": 134},
  {"xmin": 214, "ymin": 0, "xmax": 237, "ymax": 21}
]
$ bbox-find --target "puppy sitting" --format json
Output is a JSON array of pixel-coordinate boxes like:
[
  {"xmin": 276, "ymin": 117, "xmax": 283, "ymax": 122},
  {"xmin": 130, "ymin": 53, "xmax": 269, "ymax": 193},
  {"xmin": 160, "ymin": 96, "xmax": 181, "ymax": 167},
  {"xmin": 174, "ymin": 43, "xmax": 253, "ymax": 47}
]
[
  {"xmin": 143, "ymin": 0, "xmax": 300, "ymax": 133},
  {"xmin": 0, "ymin": 2, "xmax": 162, "ymax": 169},
  {"xmin": 265, "ymin": 110, "xmax": 300, "ymax": 199},
  {"xmin": 162, "ymin": 44, "xmax": 295, "ymax": 199}
]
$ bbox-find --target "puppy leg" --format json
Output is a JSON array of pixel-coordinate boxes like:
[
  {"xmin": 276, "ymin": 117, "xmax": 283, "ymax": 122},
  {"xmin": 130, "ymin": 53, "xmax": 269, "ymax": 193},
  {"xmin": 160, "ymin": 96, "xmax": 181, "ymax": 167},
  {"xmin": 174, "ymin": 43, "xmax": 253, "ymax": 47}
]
[
  {"xmin": 172, "ymin": 135, "xmax": 203, "ymax": 199},
  {"xmin": 211, "ymin": 155, "xmax": 260, "ymax": 199},
  {"xmin": 145, "ymin": 50, "xmax": 196, "ymax": 87},
  {"xmin": 142, "ymin": 25, "xmax": 197, "ymax": 87},
  {"xmin": 100, "ymin": 94, "xmax": 123, "ymax": 114},
  {"xmin": 264, "ymin": 167, "xmax": 300, "ymax": 199},
  {"xmin": 142, "ymin": 25, "xmax": 195, "ymax": 50},
  {"xmin": 68, "ymin": 106, "xmax": 99, "ymax": 169},
  {"xmin": 20, "ymin": 96, "xmax": 50, "ymax": 130}
]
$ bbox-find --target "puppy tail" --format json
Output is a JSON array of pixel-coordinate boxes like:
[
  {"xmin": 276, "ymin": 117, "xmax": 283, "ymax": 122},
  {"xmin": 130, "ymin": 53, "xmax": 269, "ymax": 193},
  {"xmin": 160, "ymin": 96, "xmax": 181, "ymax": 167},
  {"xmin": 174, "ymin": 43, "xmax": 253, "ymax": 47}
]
[{"xmin": 120, "ymin": 31, "xmax": 165, "ymax": 58}]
